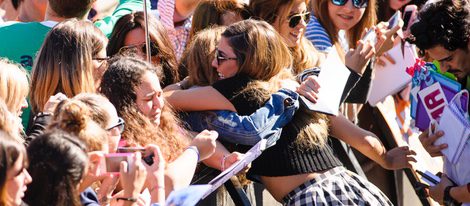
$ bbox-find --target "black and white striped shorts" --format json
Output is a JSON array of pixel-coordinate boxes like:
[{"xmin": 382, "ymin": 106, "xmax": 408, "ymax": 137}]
[{"xmin": 282, "ymin": 166, "xmax": 393, "ymax": 206}]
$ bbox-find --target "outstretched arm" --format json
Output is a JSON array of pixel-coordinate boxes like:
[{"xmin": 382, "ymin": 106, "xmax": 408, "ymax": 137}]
[
  {"xmin": 329, "ymin": 114, "xmax": 416, "ymax": 170},
  {"xmin": 164, "ymin": 86, "xmax": 236, "ymax": 112}
]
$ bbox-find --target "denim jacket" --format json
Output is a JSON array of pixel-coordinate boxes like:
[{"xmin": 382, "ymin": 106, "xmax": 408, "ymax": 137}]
[{"xmin": 183, "ymin": 88, "xmax": 300, "ymax": 146}]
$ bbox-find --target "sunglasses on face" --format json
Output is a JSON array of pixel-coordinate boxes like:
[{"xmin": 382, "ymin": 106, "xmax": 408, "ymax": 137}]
[
  {"xmin": 107, "ymin": 117, "xmax": 125, "ymax": 134},
  {"xmin": 331, "ymin": 0, "xmax": 368, "ymax": 9},
  {"xmin": 215, "ymin": 49, "xmax": 237, "ymax": 66},
  {"xmin": 118, "ymin": 42, "xmax": 159, "ymax": 56},
  {"xmin": 288, "ymin": 12, "xmax": 311, "ymax": 28}
]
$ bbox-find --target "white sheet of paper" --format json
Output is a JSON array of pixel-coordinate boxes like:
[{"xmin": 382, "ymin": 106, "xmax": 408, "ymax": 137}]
[
  {"xmin": 308, "ymin": 48, "xmax": 350, "ymax": 116},
  {"xmin": 368, "ymin": 42, "xmax": 416, "ymax": 106},
  {"xmin": 201, "ymin": 139, "xmax": 267, "ymax": 199}
]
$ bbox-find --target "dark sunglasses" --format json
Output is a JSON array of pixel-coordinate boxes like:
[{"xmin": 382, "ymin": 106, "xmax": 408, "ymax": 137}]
[
  {"xmin": 288, "ymin": 12, "xmax": 311, "ymax": 28},
  {"xmin": 331, "ymin": 0, "xmax": 368, "ymax": 8},
  {"xmin": 215, "ymin": 49, "xmax": 237, "ymax": 65},
  {"xmin": 106, "ymin": 117, "xmax": 125, "ymax": 134},
  {"xmin": 119, "ymin": 42, "xmax": 159, "ymax": 56}
]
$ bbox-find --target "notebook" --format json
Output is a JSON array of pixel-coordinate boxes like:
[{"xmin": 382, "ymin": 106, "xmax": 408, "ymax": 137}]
[{"xmin": 435, "ymin": 90, "xmax": 470, "ymax": 164}]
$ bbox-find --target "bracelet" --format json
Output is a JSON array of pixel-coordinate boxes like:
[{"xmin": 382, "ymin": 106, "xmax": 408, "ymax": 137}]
[
  {"xmin": 116, "ymin": 197, "xmax": 138, "ymax": 202},
  {"xmin": 221, "ymin": 154, "xmax": 228, "ymax": 171},
  {"xmin": 186, "ymin": 146, "xmax": 200, "ymax": 162}
]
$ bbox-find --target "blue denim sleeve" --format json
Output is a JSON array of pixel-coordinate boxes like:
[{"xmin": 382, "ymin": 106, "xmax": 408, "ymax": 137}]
[{"xmin": 183, "ymin": 88, "xmax": 299, "ymax": 145}]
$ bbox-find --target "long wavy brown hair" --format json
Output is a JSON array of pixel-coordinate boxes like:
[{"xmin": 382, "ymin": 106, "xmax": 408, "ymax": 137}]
[
  {"xmin": 100, "ymin": 57, "xmax": 188, "ymax": 162},
  {"xmin": 189, "ymin": 0, "xmax": 247, "ymax": 40},
  {"xmin": 180, "ymin": 26, "xmax": 226, "ymax": 87},
  {"xmin": 30, "ymin": 19, "xmax": 107, "ymax": 114},
  {"xmin": 249, "ymin": 0, "xmax": 321, "ymax": 73}
]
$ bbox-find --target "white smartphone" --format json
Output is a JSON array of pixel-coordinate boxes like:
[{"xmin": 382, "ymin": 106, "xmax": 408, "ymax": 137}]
[
  {"xmin": 362, "ymin": 28, "xmax": 377, "ymax": 45},
  {"xmin": 402, "ymin": 5, "xmax": 418, "ymax": 33}
]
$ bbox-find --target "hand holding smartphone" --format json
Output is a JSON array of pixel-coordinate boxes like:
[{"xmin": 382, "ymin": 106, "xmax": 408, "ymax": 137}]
[
  {"xmin": 104, "ymin": 148, "xmax": 153, "ymax": 173},
  {"xmin": 105, "ymin": 153, "xmax": 134, "ymax": 174},
  {"xmin": 117, "ymin": 147, "xmax": 155, "ymax": 166},
  {"xmin": 402, "ymin": 5, "xmax": 418, "ymax": 38}
]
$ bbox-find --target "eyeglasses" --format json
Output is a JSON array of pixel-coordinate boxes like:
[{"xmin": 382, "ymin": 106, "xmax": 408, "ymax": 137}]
[
  {"xmin": 215, "ymin": 49, "xmax": 237, "ymax": 65},
  {"xmin": 92, "ymin": 57, "xmax": 110, "ymax": 61},
  {"xmin": 106, "ymin": 117, "xmax": 125, "ymax": 134},
  {"xmin": 118, "ymin": 42, "xmax": 159, "ymax": 56},
  {"xmin": 331, "ymin": 0, "xmax": 368, "ymax": 9},
  {"xmin": 288, "ymin": 12, "xmax": 311, "ymax": 28}
]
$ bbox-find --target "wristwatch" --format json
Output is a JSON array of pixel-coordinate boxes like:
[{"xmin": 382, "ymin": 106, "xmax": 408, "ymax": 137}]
[{"xmin": 444, "ymin": 186, "xmax": 462, "ymax": 206}]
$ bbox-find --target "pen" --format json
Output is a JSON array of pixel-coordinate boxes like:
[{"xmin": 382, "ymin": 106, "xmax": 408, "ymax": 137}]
[{"xmin": 416, "ymin": 170, "xmax": 439, "ymax": 185}]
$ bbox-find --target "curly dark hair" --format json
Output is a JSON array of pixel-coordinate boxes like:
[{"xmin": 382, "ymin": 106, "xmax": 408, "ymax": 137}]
[
  {"xmin": 409, "ymin": 0, "xmax": 470, "ymax": 53},
  {"xmin": 100, "ymin": 56, "xmax": 188, "ymax": 162}
]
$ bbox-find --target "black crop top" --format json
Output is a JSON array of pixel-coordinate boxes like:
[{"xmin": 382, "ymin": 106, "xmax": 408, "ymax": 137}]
[{"xmin": 212, "ymin": 74, "xmax": 342, "ymax": 177}]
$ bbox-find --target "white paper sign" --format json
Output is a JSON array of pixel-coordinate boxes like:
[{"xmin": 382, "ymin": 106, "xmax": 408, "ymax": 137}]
[
  {"xmin": 304, "ymin": 49, "xmax": 350, "ymax": 116},
  {"xmin": 368, "ymin": 42, "xmax": 416, "ymax": 106}
]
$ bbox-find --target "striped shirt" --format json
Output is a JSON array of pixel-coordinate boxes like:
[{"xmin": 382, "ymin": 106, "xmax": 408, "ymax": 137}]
[{"xmin": 305, "ymin": 14, "xmax": 333, "ymax": 52}]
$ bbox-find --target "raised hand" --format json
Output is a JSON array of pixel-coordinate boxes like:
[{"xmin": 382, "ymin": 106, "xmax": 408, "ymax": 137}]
[{"xmin": 419, "ymin": 128, "xmax": 447, "ymax": 157}]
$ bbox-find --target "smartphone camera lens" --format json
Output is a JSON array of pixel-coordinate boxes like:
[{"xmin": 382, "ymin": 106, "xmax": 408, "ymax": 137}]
[{"xmin": 143, "ymin": 154, "xmax": 155, "ymax": 165}]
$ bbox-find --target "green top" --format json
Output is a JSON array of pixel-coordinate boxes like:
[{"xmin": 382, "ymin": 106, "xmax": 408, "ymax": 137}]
[{"xmin": 0, "ymin": 0, "xmax": 144, "ymax": 128}]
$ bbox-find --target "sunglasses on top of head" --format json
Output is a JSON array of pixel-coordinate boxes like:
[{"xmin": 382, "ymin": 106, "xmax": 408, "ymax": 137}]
[
  {"xmin": 331, "ymin": 0, "xmax": 368, "ymax": 9},
  {"xmin": 288, "ymin": 12, "xmax": 311, "ymax": 28},
  {"xmin": 118, "ymin": 42, "xmax": 159, "ymax": 56}
]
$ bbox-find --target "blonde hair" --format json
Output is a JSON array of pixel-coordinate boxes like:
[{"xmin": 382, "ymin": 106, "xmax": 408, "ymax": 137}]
[
  {"xmin": 30, "ymin": 19, "xmax": 107, "ymax": 114},
  {"xmin": 312, "ymin": 0, "xmax": 377, "ymax": 50},
  {"xmin": 180, "ymin": 26, "xmax": 226, "ymax": 87},
  {"xmin": 249, "ymin": 0, "xmax": 321, "ymax": 73},
  {"xmin": 0, "ymin": 100, "xmax": 23, "ymax": 144},
  {"xmin": 0, "ymin": 58, "xmax": 29, "ymax": 116},
  {"xmin": 50, "ymin": 99, "xmax": 107, "ymax": 152}
]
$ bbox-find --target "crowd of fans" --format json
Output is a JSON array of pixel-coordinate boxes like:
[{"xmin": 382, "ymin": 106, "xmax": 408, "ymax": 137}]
[{"xmin": 0, "ymin": 0, "xmax": 469, "ymax": 205}]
